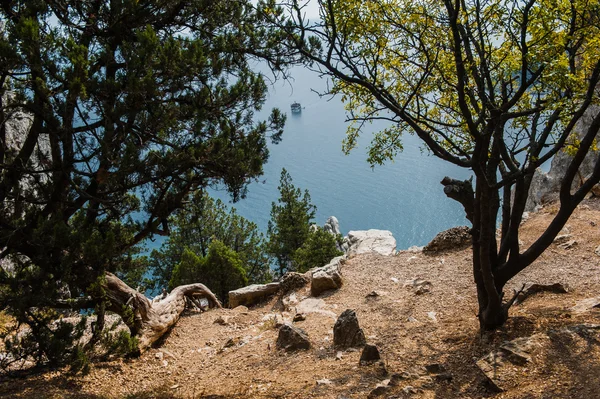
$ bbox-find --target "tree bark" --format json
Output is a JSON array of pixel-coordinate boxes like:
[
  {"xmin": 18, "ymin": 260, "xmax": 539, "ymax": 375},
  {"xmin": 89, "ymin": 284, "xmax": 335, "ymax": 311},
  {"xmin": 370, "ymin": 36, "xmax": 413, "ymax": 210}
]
[{"xmin": 103, "ymin": 272, "xmax": 221, "ymax": 352}]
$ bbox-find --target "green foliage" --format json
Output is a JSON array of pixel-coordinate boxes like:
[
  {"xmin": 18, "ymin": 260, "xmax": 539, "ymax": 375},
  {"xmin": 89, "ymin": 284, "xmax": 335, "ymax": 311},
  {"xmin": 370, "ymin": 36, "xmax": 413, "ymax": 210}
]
[
  {"xmin": 1, "ymin": 312, "xmax": 88, "ymax": 372},
  {"xmin": 277, "ymin": 0, "xmax": 600, "ymax": 329},
  {"xmin": 102, "ymin": 329, "xmax": 140, "ymax": 358},
  {"xmin": 0, "ymin": 0, "xmax": 290, "ymax": 368},
  {"xmin": 293, "ymin": 228, "xmax": 343, "ymax": 273},
  {"xmin": 267, "ymin": 168, "xmax": 317, "ymax": 276},
  {"xmin": 150, "ymin": 191, "xmax": 271, "ymax": 289},
  {"xmin": 169, "ymin": 241, "xmax": 248, "ymax": 304}
]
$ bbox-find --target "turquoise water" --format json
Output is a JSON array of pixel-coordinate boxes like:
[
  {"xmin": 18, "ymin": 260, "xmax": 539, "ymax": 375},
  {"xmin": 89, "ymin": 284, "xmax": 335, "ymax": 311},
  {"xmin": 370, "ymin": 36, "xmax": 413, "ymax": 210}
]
[{"xmin": 206, "ymin": 66, "xmax": 473, "ymax": 250}]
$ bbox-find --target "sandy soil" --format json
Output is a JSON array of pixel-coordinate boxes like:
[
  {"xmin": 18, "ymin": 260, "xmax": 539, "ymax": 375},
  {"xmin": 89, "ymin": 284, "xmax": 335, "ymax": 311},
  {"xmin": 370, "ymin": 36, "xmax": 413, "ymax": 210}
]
[{"xmin": 2, "ymin": 199, "xmax": 600, "ymax": 399}]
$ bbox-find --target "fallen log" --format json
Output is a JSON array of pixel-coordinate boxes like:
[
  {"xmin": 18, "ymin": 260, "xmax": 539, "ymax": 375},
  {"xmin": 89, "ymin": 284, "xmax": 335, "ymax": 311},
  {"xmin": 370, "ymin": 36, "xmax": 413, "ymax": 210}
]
[{"xmin": 103, "ymin": 272, "xmax": 221, "ymax": 351}]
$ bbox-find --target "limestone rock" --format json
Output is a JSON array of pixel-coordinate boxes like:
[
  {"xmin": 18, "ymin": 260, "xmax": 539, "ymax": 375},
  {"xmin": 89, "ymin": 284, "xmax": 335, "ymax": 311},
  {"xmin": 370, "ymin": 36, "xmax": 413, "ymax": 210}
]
[
  {"xmin": 345, "ymin": 230, "xmax": 397, "ymax": 256},
  {"xmin": 310, "ymin": 256, "xmax": 344, "ymax": 296},
  {"xmin": 423, "ymin": 226, "xmax": 471, "ymax": 254},
  {"xmin": 571, "ymin": 297, "xmax": 600, "ymax": 313},
  {"xmin": 280, "ymin": 272, "xmax": 310, "ymax": 294},
  {"xmin": 295, "ymin": 297, "xmax": 337, "ymax": 318},
  {"xmin": 333, "ymin": 309, "xmax": 366, "ymax": 349},
  {"xmin": 276, "ymin": 324, "xmax": 311, "ymax": 352},
  {"xmin": 367, "ymin": 383, "xmax": 390, "ymax": 398},
  {"xmin": 359, "ymin": 344, "xmax": 381, "ymax": 364},
  {"xmin": 526, "ymin": 105, "xmax": 600, "ymax": 212},
  {"xmin": 228, "ymin": 282, "xmax": 280, "ymax": 308},
  {"xmin": 404, "ymin": 278, "xmax": 432, "ymax": 295},
  {"xmin": 323, "ymin": 216, "xmax": 341, "ymax": 236},
  {"xmin": 476, "ymin": 335, "xmax": 543, "ymax": 392}
]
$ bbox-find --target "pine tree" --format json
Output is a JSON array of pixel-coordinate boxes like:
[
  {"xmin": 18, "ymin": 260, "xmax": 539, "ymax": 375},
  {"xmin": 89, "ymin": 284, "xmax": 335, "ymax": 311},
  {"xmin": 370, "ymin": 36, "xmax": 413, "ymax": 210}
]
[{"xmin": 267, "ymin": 168, "xmax": 316, "ymax": 276}]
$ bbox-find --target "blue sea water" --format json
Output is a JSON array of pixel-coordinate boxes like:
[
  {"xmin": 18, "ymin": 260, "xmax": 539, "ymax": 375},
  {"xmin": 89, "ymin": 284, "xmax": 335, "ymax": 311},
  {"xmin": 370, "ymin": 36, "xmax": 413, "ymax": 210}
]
[{"xmin": 206, "ymin": 66, "xmax": 473, "ymax": 250}]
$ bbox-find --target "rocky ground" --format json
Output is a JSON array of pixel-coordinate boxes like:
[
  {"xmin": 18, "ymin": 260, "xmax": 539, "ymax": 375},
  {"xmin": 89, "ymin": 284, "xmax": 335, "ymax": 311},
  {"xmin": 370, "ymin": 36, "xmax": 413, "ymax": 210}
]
[{"xmin": 2, "ymin": 199, "xmax": 600, "ymax": 399}]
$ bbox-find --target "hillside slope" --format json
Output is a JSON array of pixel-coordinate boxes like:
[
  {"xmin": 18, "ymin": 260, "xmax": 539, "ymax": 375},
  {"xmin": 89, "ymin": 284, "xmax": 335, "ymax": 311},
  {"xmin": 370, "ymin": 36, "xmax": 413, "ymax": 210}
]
[{"xmin": 3, "ymin": 199, "xmax": 600, "ymax": 399}]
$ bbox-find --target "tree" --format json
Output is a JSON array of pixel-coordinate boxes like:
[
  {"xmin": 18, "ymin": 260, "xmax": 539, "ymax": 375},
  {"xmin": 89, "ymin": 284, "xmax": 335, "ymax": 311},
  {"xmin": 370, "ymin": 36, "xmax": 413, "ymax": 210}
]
[
  {"xmin": 169, "ymin": 241, "xmax": 248, "ymax": 304},
  {"xmin": 275, "ymin": 0, "xmax": 600, "ymax": 330},
  {"xmin": 0, "ymin": 0, "xmax": 291, "ymax": 363},
  {"xmin": 150, "ymin": 191, "xmax": 272, "ymax": 290},
  {"xmin": 293, "ymin": 227, "xmax": 343, "ymax": 273},
  {"xmin": 267, "ymin": 168, "xmax": 316, "ymax": 276}
]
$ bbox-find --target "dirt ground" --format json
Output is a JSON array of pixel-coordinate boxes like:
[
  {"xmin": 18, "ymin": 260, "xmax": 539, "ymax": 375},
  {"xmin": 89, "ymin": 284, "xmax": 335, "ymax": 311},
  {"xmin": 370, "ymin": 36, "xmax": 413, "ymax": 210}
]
[{"xmin": 1, "ymin": 199, "xmax": 600, "ymax": 399}]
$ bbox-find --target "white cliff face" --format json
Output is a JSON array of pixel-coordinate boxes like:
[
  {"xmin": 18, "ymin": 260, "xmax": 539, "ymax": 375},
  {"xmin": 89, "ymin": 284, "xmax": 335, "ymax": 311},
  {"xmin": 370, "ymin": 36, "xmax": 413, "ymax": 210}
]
[{"xmin": 526, "ymin": 105, "xmax": 600, "ymax": 212}]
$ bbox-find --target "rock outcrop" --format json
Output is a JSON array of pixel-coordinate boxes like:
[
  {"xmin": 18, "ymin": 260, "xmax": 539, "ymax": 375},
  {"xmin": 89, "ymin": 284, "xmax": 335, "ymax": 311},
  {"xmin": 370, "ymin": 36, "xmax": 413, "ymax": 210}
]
[
  {"xmin": 423, "ymin": 226, "xmax": 471, "ymax": 254},
  {"xmin": 526, "ymin": 105, "xmax": 600, "ymax": 212},
  {"xmin": 323, "ymin": 216, "xmax": 341, "ymax": 236},
  {"xmin": 228, "ymin": 282, "xmax": 280, "ymax": 308},
  {"xmin": 344, "ymin": 230, "xmax": 397, "ymax": 256},
  {"xmin": 310, "ymin": 256, "xmax": 344, "ymax": 296}
]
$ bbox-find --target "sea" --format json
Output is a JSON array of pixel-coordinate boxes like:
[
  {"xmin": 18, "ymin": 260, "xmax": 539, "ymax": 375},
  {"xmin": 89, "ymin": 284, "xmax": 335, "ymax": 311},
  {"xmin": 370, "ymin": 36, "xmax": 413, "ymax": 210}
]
[{"xmin": 202, "ymin": 65, "xmax": 473, "ymax": 250}]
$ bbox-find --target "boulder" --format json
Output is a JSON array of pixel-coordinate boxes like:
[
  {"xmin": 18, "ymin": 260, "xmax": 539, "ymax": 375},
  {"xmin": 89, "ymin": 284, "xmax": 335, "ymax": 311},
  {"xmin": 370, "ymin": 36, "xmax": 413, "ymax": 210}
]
[
  {"xmin": 228, "ymin": 282, "xmax": 280, "ymax": 308},
  {"xmin": 310, "ymin": 256, "xmax": 344, "ymax": 296},
  {"xmin": 423, "ymin": 226, "xmax": 471, "ymax": 254},
  {"xmin": 359, "ymin": 344, "xmax": 381, "ymax": 364},
  {"xmin": 276, "ymin": 324, "xmax": 311, "ymax": 352},
  {"xmin": 333, "ymin": 309, "xmax": 366, "ymax": 349},
  {"xmin": 280, "ymin": 272, "xmax": 310, "ymax": 294},
  {"xmin": 345, "ymin": 230, "xmax": 397, "ymax": 256}
]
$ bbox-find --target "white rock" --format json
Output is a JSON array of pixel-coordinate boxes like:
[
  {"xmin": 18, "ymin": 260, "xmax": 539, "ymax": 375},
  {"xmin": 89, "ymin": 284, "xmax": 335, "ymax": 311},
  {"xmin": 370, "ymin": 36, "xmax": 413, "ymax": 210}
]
[
  {"xmin": 427, "ymin": 311, "xmax": 438, "ymax": 322},
  {"xmin": 345, "ymin": 229, "xmax": 397, "ymax": 256}
]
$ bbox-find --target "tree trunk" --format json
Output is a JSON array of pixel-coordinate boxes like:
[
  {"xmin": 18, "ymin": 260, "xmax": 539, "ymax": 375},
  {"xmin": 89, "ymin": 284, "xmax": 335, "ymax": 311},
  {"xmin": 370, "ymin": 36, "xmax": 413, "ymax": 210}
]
[{"xmin": 103, "ymin": 272, "xmax": 221, "ymax": 352}]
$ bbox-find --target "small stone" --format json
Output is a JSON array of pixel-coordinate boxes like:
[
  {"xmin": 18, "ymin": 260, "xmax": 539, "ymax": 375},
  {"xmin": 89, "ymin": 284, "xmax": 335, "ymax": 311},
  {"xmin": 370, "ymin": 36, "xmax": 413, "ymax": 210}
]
[
  {"xmin": 427, "ymin": 311, "xmax": 438, "ymax": 322},
  {"xmin": 558, "ymin": 239, "xmax": 577, "ymax": 250},
  {"xmin": 213, "ymin": 315, "xmax": 230, "ymax": 325},
  {"xmin": 360, "ymin": 344, "xmax": 381, "ymax": 364},
  {"xmin": 554, "ymin": 234, "xmax": 572, "ymax": 244},
  {"xmin": 316, "ymin": 378, "xmax": 333, "ymax": 386},
  {"xmin": 336, "ymin": 351, "xmax": 343, "ymax": 361},
  {"xmin": 170, "ymin": 384, "xmax": 179, "ymax": 389},
  {"xmin": 276, "ymin": 324, "xmax": 311, "ymax": 352},
  {"xmin": 155, "ymin": 352, "xmax": 163, "ymax": 360},
  {"xmin": 402, "ymin": 385, "xmax": 417, "ymax": 394},
  {"xmin": 390, "ymin": 277, "xmax": 399, "ymax": 283},
  {"xmin": 293, "ymin": 313, "xmax": 306, "ymax": 322},
  {"xmin": 418, "ymin": 376, "xmax": 434, "ymax": 388},
  {"xmin": 425, "ymin": 363, "xmax": 446, "ymax": 374},
  {"xmin": 407, "ymin": 316, "xmax": 418, "ymax": 322},
  {"xmin": 162, "ymin": 360, "xmax": 168, "ymax": 367},
  {"xmin": 366, "ymin": 290, "xmax": 380, "ymax": 298},
  {"xmin": 434, "ymin": 373, "xmax": 453, "ymax": 382},
  {"xmin": 367, "ymin": 384, "xmax": 390, "ymax": 398},
  {"xmin": 595, "ymin": 245, "xmax": 600, "ymax": 256},
  {"xmin": 389, "ymin": 372, "xmax": 411, "ymax": 386}
]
